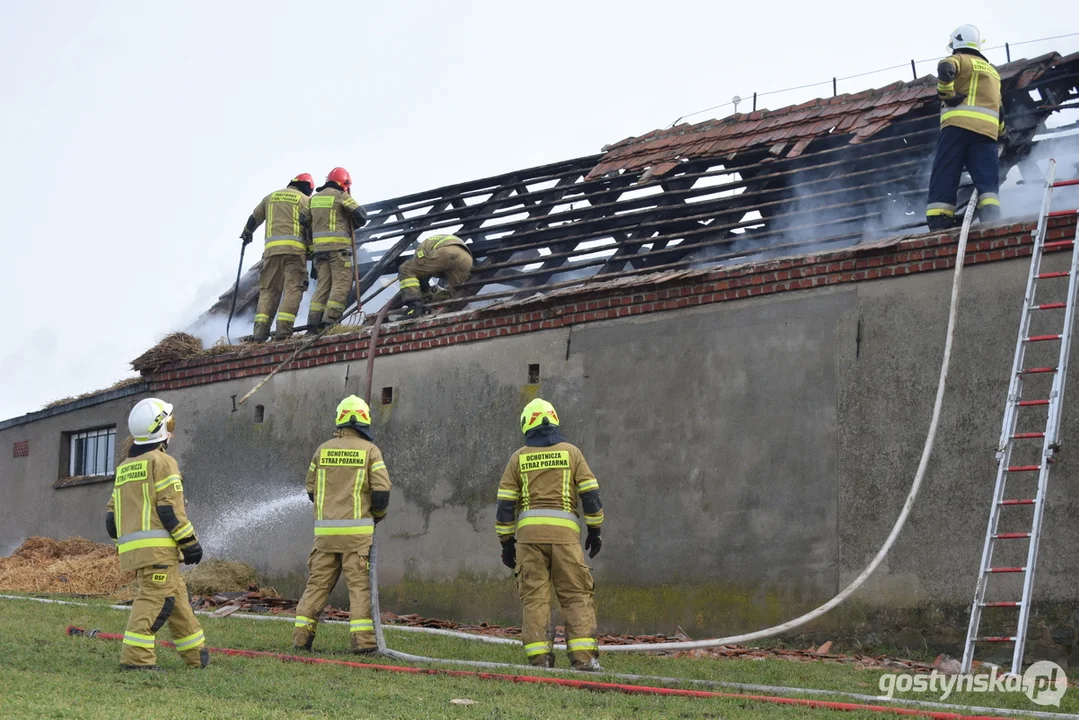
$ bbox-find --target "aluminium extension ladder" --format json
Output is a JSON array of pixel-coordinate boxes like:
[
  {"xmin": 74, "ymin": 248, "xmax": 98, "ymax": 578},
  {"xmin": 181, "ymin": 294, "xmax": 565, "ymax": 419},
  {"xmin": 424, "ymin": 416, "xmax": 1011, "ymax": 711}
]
[{"xmin": 962, "ymin": 159, "xmax": 1079, "ymax": 675}]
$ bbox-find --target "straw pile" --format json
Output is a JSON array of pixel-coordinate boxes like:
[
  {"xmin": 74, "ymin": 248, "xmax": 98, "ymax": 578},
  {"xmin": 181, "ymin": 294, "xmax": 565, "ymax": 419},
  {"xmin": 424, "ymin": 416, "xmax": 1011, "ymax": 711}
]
[
  {"xmin": 43, "ymin": 376, "xmax": 144, "ymax": 410},
  {"xmin": 183, "ymin": 559, "xmax": 260, "ymax": 595},
  {"xmin": 131, "ymin": 332, "xmax": 203, "ymax": 374},
  {"xmin": 0, "ymin": 537, "xmax": 135, "ymax": 599}
]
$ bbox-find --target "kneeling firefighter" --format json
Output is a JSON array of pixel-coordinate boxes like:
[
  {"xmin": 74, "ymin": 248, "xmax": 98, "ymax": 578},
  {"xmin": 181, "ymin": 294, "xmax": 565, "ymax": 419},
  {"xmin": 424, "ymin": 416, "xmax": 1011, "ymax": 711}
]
[
  {"xmin": 495, "ymin": 398, "xmax": 604, "ymax": 671},
  {"xmin": 293, "ymin": 395, "xmax": 392, "ymax": 653},
  {"xmin": 397, "ymin": 234, "xmax": 473, "ymax": 317},
  {"xmin": 106, "ymin": 398, "xmax": 207, "ymax": 671}
]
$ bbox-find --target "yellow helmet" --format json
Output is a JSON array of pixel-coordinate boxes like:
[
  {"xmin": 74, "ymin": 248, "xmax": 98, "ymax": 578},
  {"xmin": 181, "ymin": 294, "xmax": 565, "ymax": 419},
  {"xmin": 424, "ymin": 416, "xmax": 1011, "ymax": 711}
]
[
  {"xmin": 520, "ymin": 398, "xmax": 559, "ymax": 434},
  {"xmin": 335, "ymin": 395, "xmax": 371, "ymax": 427}
]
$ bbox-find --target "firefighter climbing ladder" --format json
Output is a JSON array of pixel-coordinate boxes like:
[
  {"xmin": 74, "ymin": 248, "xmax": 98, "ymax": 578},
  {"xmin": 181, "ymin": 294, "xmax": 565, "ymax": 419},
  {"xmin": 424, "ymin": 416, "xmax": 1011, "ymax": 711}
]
[{"xmin": 962, "ymin": 159, "xmax": 1079, "ymax": 675}]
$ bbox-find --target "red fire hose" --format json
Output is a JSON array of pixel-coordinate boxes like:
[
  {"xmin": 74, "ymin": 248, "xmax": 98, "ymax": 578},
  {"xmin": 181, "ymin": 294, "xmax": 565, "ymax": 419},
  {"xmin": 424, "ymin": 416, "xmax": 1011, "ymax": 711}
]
[{"xmin": 65, "ymin": 626, "xmax": 1010, "ymax": 719}]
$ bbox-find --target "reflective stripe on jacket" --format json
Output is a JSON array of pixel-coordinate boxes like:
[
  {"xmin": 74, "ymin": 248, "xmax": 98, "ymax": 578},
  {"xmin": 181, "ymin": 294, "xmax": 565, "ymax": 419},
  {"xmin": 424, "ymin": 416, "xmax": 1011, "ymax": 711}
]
[
  {"xmin": 309, "ymin": 187, "xmax": 363, "ymax": 253},
  {"xmin": 251, "ymin": 187, "xmax": 311, "ymax": 258},
  {"xmin": 495, "ymin": 442, "xmax": 601, "ymax": 544},
  {"xmin": 415, "ymin": 234, "xmax": 472, "ymax": 260},
  {"xmin": 938, "ymin": 52, "xmax": 1004, "ymax": 141},
  {"xmin": 106, "ymin": 448, "xmax": 192, "ymax": 571},
  {"xmin": 305, "ymin": 427, "xmax": 392, "ymax": 552}
]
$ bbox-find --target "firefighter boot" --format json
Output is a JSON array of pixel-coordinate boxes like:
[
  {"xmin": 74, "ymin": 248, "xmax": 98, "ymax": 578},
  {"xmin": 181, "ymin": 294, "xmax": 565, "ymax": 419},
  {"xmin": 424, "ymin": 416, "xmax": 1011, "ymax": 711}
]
[
  {"xmin": 572, "ymin": 657, "xmax": 603, "ymax": 672},
  {"xmin": 273, "ymin": 319, "xmax": 295, "ymax": 341},
  {"xmin": 530, "ymin": 652, "xmax": 555, "ymax": 668},
  {"xmin": 979, "ymin": 205, "xmax": 1001, "ymax": 224},
  {"xmin": 252, "ymin": 321, "xmax": 271, "ymax": 342},
  {"xmin": 292, "ymin": 626, "xmax": 315, "ymax": 651},
  {"xmin": 306, "ymin": 310, "xmax": 324, "ymax": 331}
]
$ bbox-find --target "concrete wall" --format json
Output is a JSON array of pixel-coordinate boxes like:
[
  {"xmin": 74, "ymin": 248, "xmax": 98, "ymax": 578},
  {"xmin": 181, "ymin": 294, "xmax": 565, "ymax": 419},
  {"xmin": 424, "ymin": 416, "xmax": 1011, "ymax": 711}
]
[{"xmin": 3, "ymin": 252, "xmax": 1078, "ymax": 656}]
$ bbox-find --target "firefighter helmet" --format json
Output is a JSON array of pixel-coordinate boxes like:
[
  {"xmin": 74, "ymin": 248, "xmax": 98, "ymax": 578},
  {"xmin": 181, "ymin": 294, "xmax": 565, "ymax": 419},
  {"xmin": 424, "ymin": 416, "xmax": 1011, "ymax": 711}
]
[
  {"xmin": 949, "ymin": 25, "xmax": 982, "ymax": 52},
  {"xmin": 325, "ymin": 167, "xmax": 352, "ymax": 191},
  {"xmin": 129, "ymin": 398, "xmax": 175, "ymax": 446},
  {"xmin": 520, "ymin": 398, "xmax": 559, "ymax": 434},
  {"xmin": 335, "ymin": 395, "xmax": 371, "ymax": 428},
  {"xmin": 290, "ymin": 172, "xmax": 314, "ymax": 196}
]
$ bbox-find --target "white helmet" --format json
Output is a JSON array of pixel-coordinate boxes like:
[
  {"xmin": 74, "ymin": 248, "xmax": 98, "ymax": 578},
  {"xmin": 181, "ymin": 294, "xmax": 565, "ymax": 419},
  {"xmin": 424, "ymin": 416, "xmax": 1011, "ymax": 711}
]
[
  {"xmin": 949, "ymin": 24, "xmax": 982, "ymax": 52},
  {"xmin": 128, "ymin": 398, "xmax": 175, "ymax": 446}
]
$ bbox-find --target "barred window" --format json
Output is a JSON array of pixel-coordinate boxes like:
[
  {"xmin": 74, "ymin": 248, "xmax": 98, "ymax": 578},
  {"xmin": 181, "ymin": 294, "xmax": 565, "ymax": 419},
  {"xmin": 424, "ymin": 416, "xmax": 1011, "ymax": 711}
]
[{"xmin": 67, "ymin": 427, "xmax": 116, "ymax": 478}]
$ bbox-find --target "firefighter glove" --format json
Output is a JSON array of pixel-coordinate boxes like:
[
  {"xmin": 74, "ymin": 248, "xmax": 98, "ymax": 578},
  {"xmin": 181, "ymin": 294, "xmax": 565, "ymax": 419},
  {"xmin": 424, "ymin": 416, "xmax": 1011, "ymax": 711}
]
[
  {"xmin": 310, "ymin": 262, "xmax": 318, "ymax": 280},
  {"xmin": 307, "ymin": 491, "xmax": 314, "ymax": 502},
  {"xmin": 943, "ymin": 93, "xmax": 965, "ymax": 108},
  {"xmin": 500, "ymin": 538, "xmax": 516, "ymax": 569},
  {"xmin": 180, "ymin": 540, "xmax": 204, "ymax": 565},
  {"xmin": 240, "ymin": 229, "xmax": 253, "ymax": 245},
  {"xmin": 585, "ymin": 527, "xmax": 602, "ymax": 558}
]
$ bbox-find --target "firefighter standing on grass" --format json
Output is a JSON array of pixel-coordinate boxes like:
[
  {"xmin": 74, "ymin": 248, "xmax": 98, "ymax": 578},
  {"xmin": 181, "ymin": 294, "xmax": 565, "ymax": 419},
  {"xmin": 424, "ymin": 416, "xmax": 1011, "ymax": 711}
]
[
  {"xmin": 397, "ymin": 234, "xmax": 474, "ymax": 317},
  {"xmin": 926, "ymin": 25, "xmax": 1005, "ymax": 230},
  {"xmin": 495, "ymin": 398, "xmax": 604, "ymax": 671},
  {"xmin": 105, "ymin": 398, "xmax": 207, "ymax": 671},
  {"xmin": 241, "ymin": 174, "xmax": 314, "ymax": 341},
  {"xmin": 305, "ymin": 168, "xmax": 369, "ymax": 330},
  {"xmin": 293, "ymin": 395, "xmax": 391, "ymax": 654}
]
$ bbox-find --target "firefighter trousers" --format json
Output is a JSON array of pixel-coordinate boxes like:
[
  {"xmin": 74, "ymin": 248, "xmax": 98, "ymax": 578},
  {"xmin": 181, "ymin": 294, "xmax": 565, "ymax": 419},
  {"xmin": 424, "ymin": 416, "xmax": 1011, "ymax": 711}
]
[
  {"xmin": 120, "ymin": 563, "xmax": 206, "ymax": 668},
  {"xmin": 293, "ymin": 548, "xmax": 375, "ymax": 652},
  {"xmin": 926, "ymin": 126, "xmax": 1001, "ymax": 230},
  {"xmin": 255, "ymin": 254, "xmax": 307, "ymax": 340},
  {"xmin": 307, "ymin": 249, "xmax": 353, "ymax": 328},
  {"xmin": 398, "ymin": 246, "xmax": 473, "ymax": 301},
  {"xmin": 516, "ymin": 542, "xmax": 598, "ymax": 667}
]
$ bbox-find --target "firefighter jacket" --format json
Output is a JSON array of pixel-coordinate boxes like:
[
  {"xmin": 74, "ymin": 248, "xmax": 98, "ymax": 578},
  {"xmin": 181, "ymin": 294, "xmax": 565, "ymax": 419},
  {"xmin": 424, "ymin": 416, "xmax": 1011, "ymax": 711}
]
[
  {"xmin": 305, "ymin": 427, "xmax": 391, "ymax": 553},
  {"xmin": 309, "ymin": 187, "xmax": 364, "ymax": 255},
  {"xmin": 495, "ymin": 441, "xmax": 603, "ymax": 544},
  {"xmin": 105, "ymin": 447, "xmax": 197, "ymax": 572},
  {"xmin": 416, "ymin": 234, "xmax": 472, "ymax": 261},
  {"xmin": 937, "ymin": 51, "xmax": 1004, "ymax": 141},
  {"xmin": 251, "ymin": 186, "xmax": 311, "ymax": 259}
]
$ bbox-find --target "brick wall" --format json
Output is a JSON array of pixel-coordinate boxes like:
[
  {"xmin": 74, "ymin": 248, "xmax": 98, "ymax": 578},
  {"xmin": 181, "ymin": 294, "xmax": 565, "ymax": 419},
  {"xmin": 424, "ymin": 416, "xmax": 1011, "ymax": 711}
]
[{"xmin": 147, "ymin": 215, "xmax": 1077, "ymax": 393}]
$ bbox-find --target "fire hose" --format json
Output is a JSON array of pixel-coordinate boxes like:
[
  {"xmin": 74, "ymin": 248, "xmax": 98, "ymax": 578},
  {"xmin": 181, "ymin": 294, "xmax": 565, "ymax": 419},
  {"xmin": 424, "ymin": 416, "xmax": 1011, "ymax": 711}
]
[
  {"xmin": 64, "ymin": 624, "xmax": 1043, "ymax": 720},
  {"xmin": 362, "ymin": 194, "xmax": 981, "ymax": 654},
  {"xmin": 0, "ymin": 596, "xmax": 1063, "ymax": 719}
]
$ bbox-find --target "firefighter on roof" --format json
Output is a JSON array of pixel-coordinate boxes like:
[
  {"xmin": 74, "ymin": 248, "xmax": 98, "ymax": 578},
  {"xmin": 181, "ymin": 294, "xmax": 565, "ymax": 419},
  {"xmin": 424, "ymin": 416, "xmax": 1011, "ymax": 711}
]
[
  {"xmin": 305, "ymin": 167, "xmax": 369, "ymax": 330},
  {"xmin": 926, "ymin": 25, "xmax": 1005, "ymax": 231},
  {"xmin": 241, "ymin": 174, "xmax": 314, "ymax": 341},
  {"xmin": 397, "ymin": 234, "xmax": 474, "ymax": 317},
  {"xmin": 106, "ymin": 398, "xmax": 207, "ymax": 671},
  {"xmin": 293, "ymin": 395, "xmax": 391, "ymax": 654},
  {"xmin": 495, "ymin": 398, "xmax": 604, "ymax": 671}
]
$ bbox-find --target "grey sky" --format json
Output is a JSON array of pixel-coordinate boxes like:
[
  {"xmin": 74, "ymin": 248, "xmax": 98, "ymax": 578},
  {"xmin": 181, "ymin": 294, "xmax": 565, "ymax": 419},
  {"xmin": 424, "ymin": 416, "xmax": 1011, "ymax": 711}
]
[{"xmin": 0, "ymin": 0, "xmax": 1074, "ymax": 421}]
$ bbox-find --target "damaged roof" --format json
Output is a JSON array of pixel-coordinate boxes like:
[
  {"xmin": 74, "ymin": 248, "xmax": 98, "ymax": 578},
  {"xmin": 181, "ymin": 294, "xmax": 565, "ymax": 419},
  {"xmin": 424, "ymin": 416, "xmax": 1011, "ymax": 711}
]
[
  {"xmin": 589, "ymin": 52, "xmax": 1077, "ymax": 179},
  {"xmin": 203, "ymin": 51, "xmax": 1079, "ymax": 329}
]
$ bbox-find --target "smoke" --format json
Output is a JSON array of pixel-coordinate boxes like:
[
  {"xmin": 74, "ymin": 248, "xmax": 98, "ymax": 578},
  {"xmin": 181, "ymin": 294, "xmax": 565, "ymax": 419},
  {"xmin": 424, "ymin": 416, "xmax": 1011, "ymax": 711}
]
[{"xmin": 999, "ymin": 128, "xmax": 1079, "ymax": 221}]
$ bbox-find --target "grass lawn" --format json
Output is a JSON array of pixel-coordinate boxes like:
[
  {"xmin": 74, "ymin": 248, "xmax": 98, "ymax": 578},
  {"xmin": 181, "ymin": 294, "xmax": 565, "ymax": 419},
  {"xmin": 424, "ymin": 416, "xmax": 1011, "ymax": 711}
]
[{"xmin": 0, "ymin": 595, "xmax": 1074, "ymax": 719}]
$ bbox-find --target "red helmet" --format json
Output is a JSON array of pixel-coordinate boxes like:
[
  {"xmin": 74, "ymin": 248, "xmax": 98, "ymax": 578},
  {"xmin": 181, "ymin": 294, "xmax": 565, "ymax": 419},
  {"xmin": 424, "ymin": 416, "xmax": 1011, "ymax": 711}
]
[
  {"xmin": 326, "ymin": 167, "xmax": 352, "ymax": 191},
  {"xmin": 291, "ymin": 172, "xmax": 314, "ymax": 186}
]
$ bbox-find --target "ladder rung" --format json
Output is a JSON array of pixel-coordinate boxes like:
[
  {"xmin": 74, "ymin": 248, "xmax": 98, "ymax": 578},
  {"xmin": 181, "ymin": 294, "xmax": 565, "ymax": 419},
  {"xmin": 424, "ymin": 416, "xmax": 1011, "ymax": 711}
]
[
  {"xmin": 1007, "ymin": 465, "xmax": 1041, "ymax": 472},
  {"xmin": 982, "ymin": 601, "xmax": 1022, "ymax": 607},
  {"xmin": 1025, "ymin": 334, "xmax": 1063, "ymax": 342},
  {"xmin": 1043, "ymin": 240, "xmax": 1075, "ymax": 250},
  {"xmin": 979, "ymin": 636, "xmax": 1017, "ymax": 642},
  {"xmin": 1017, "ymin": 399, "xmax": 1050, "ymax": 406},
  {"xmin": 1033, "ymin": 302, "xmax": 1067, "ymax": 310},
  {"xmin": 1053, "ymin": 179, "xmax": 1079, "ymax": 188},
  {"xmin": 1019, "ymin": 367, "xmax": 1057, "ymax": 375},
  {"xmin": 1000, "ymin": 498, "xmax": 1036, "ymax": 506},
  {"xmin": 993, "ymin": 532, "xmax": 1031, "ymax": 539},
  {"xmin": 1048, "ymin": 210, "xmax": 1078, "ymax": 218},
  {"xmin": 1037, "ymin": 271, "xmax": 1070, "ymax": 279},
  {"xmin": 1011, "ymin": 432, "xmax": 1045, "ymax": 439},
  {"xmin": 987, "ymin": 566, "xmax": 1026, "ymax": 573}
]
